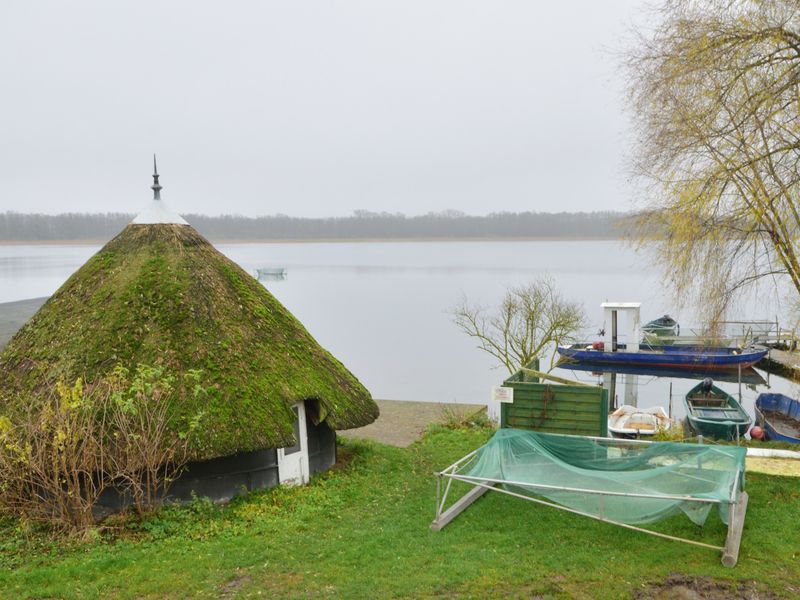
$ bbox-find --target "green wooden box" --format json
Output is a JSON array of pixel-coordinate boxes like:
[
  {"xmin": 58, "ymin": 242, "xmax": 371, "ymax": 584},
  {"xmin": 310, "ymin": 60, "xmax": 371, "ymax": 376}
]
[{"xmin": 500, "ymin": 368, "xmax": 609, "ymax": 437}]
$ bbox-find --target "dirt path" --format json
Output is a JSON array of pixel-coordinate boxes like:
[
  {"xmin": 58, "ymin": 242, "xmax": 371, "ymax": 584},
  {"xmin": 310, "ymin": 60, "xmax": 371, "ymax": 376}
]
[{"xmin": 338, "ymin": 400, "xmax": 484, "ymax": 447}]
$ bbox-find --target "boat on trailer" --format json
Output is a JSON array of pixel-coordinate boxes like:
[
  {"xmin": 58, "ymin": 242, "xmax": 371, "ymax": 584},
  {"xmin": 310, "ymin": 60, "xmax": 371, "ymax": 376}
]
[
  {"xmin": 557, "ymin": 343, "xmax": 767, "ymax": 371},
  {"xmin": 684, "ymin": 380, "xmax": 752, "ymax": 440},
  {"xmin": 607, "ymin": 405, "xmax": 672, "ymax": 439},
  {"xmin": 754, "ymin": 393, "xmax": 800, "ymax": 444}
]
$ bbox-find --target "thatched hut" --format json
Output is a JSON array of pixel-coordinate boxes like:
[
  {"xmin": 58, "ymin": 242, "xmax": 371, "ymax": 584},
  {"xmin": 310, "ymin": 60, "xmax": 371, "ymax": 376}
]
[{"xmin": 0, "ymin": 162, "xmax": 378, "ymax": 505}]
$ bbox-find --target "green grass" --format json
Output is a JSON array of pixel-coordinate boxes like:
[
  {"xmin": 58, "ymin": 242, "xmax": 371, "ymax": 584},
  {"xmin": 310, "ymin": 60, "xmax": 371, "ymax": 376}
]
[{"xmin": 0, "ymin": 427, "xmax": 798, "ymax": 599}]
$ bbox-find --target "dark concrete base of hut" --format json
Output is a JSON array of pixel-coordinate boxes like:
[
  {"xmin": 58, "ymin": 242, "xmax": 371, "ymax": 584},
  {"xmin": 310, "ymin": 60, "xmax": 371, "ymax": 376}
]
[{"xmin": 95, "ymin": 416, "xmax": 337, "ymax": 515}]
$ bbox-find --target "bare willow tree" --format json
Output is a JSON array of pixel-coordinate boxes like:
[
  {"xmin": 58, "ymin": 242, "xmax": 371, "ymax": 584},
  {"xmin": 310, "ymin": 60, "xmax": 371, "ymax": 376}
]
[
  {"xmin": 452, "ymin": 277, "xmax": 586, "ymax": 373},
  {"xmin": 627, "ymin": 0, "xmax": 800, "ymax": 323}
]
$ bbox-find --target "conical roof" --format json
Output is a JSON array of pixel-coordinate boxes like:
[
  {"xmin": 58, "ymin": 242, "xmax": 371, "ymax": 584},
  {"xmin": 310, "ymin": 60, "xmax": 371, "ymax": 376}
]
[{"xmin": 0, "ymin": 220, "xmax": 378, "ymax": 461}]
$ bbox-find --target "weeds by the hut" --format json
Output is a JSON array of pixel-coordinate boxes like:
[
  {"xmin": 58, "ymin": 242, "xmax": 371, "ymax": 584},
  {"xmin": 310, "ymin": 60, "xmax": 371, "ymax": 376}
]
[
  {"xmin": 0, "ymin": 366, "xmax": 204, "ymax": 533},
  {"xmin": 434, "ymin": 405, "xmax": 494, "ymax": 432}
]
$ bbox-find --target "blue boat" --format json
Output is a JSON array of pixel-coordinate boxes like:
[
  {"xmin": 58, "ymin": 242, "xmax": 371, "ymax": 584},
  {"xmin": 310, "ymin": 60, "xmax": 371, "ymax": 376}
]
[
  {"xmin": 754, "ymin": 393, "xmax": 800, "ymax": 444},
  {"xmin": 557, "ymin": 343, "xmax": 768, "ymax": 371},
  {"xmin": 557, "ymin": 362, "xmax": 766, "ymax": 385}
]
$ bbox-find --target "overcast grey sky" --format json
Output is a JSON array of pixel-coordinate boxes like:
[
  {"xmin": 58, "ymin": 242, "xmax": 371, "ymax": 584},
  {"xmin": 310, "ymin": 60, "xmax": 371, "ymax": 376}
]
[{"xmin": 0, "ymin": 1, "xmax": 644, "ymax": 217}]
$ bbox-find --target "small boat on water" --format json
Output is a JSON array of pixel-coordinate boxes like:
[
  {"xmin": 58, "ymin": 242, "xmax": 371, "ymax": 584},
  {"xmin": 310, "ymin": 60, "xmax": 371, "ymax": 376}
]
[
  {"xmin": 557, "ymin": 343, "xmax": 767, "ymax": 371},
  {"xmin": 642, "ymin": 315, "xmax": 679, "ymax": 338},
  {"xmin": 754, "ymin": 393, "xmax": 800, "ymax": 444},
  {"xmin": 607, "ymin": 405, "xmax": 672, "ymax": 439},
  {"xmin": 684, "ymin": 379, "xmax": 752, "ymax": 440},
  {"xmin": 255, "ymin": 267, "xmax": 287, "ymax": 281}
]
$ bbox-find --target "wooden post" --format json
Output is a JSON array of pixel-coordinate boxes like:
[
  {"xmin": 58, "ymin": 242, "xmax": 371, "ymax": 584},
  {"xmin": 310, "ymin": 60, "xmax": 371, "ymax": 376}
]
[
  {"xmin": 430, "ymin": 483, "xmax": 493, "ymax": 532},
  {"xmin": 669, "ymin": 382, "xmax": 673, "ymax": 419},
  {"xmin": 738, "ymin": 364, "xmax": 742, "ymax": 404},
  {"xmin": 722, "ymin": 491, "xmax": 748, "ymax": 567}
]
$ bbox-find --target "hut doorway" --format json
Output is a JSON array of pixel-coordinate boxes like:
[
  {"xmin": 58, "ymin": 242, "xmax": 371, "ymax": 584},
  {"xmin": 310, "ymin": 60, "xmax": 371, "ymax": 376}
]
[{"xmin": 277, "ymin": 402, "xmax": 310, "ymax": 485}]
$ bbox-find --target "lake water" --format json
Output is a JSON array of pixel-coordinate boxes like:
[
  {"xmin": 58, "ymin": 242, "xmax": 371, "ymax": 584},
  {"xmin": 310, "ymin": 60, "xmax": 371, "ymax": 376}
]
[{"xmin": 1, "ymin": 240, "xmax": 797, "ymax": 422}]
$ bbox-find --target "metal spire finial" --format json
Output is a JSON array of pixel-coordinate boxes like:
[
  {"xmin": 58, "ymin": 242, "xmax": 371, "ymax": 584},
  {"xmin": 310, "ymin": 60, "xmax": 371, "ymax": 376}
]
[{"xmin": 151, "ymin": 154, "xmax": 162, "ymax": 201}]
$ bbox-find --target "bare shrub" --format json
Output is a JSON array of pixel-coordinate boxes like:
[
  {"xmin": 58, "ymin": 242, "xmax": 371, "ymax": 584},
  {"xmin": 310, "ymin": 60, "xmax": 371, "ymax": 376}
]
[
  {"xmin": 0, "ymin": 380, "xmax": 107, "ymax": 533},
  {"xmin": 107, "ymin": 365, "xmax": 205, "ymax": 516},
  {"xmin": 0, "ymin": 365, "xmax": 204, "ymax": 533},
  {"xmin": 452, "ymin": 276, "xmax": 586, "ymax": 373}
]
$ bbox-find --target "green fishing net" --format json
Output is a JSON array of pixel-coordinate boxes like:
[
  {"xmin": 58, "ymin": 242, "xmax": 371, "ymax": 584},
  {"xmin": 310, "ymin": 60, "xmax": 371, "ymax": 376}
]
[{"xmin": 462, "ymin": 428, "xmax": 745, "ymax": 526}]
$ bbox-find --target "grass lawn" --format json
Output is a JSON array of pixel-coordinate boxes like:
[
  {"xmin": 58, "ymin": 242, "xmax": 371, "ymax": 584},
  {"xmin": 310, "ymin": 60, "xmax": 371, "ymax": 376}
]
[{"xmin": 0, "ymin": 425, "xmax": 798, "ymax": 599}]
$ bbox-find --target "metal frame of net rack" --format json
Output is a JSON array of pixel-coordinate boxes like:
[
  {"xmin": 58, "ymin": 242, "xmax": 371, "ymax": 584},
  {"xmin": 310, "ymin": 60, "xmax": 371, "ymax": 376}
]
[{"xmin": 431, "ymin": 433, "xmax": 748, "ymax": 567}]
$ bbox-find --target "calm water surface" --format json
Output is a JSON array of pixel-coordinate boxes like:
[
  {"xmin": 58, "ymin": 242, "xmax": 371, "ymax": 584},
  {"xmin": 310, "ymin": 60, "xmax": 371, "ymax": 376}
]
[{"xmin": 1, "ymin": 240, "xmax": 796, "ymax": 420}]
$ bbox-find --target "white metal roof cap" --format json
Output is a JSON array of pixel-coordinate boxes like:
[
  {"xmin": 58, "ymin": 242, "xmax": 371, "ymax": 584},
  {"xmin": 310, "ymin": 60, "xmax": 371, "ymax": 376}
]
[
  {"xmin": 131, "ymin": 199, "xmax": 188, "ymax": 225},
  {"xmin": 601, "ymin": 302, "xmax": 642, "ymax": 309}
]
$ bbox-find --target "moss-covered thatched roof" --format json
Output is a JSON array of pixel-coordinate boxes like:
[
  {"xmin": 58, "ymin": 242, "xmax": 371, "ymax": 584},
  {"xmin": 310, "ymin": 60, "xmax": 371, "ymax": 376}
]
[{"xmin": 0, "ymin": 223, "xmax": 378, "ymax": 460}]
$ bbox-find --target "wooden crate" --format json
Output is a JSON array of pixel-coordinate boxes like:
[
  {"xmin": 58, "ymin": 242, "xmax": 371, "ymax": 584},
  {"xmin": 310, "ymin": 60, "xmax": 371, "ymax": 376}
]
[{"xmin": 500, "ymin": 367, "xmax": 608, "ymax": 437}]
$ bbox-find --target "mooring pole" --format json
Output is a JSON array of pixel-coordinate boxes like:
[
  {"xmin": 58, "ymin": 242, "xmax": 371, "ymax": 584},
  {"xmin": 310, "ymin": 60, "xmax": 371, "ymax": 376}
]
[
  {"xmin": 738, "ymin": 363, "xmax": 742, "ymax": 403},
  {"xmin": 668, "ymin": 381, "xmax": 673, "ymax": 419},
  {"xmin": 611, "ymin": 310, "xmax": 618, "ymax": 352},
  {"xmin": 609, "ymin": 373, "xmax": 617, "ymax": 411}
]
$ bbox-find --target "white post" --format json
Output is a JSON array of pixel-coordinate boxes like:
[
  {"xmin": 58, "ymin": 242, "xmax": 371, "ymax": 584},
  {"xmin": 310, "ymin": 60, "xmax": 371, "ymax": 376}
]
[
  {"xmin": 628, "ymin": 307, "xmax": 641, "ymax": 353},
  {"xmin": 601, "ymin": 303, "xmax": 642, "ymax": 353},
  {"xmin": 603, "ymin": 307, "xmax": 614, "ymax": 352},
  {"xmin": 624, "ymin": 374, "xmax": 639, "ymax": 407},
  {"xmin": 487, "ymin": 397, "xmax": 501, "ymax": 425}
]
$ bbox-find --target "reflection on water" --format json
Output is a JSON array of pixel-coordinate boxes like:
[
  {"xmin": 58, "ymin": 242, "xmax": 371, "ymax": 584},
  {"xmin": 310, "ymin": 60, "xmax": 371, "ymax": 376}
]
[{"xmin": 0, "ymin": 240, "xmax": 797, "ymax": 408}]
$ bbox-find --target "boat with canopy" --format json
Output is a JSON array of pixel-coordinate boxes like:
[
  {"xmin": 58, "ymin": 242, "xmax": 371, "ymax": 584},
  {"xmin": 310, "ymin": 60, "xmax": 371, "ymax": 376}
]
[
  {"xmin": 557, "ymin": 343, "xmax": 767, "ymax": 370},
  {"xmin": 562, "ymin": 302, "xmax": 767, "ymax": 371}
]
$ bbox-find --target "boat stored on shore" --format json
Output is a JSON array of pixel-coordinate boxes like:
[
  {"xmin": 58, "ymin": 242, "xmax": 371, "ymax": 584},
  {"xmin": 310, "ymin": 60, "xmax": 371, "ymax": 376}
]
[
  {"xmin": 607, "ymin": 405, "xmax": 672, "ymax": 439},
  {"xmin": 684, "ymin": 380, "xmax": 752, "ymax": 440},
  {"xmin": 754, "ymin": 393, "xmax": 800, "ymax": 444},
  {"xmin": 557, "ymin": 343, "xmax": 767, "ymax": 371}
]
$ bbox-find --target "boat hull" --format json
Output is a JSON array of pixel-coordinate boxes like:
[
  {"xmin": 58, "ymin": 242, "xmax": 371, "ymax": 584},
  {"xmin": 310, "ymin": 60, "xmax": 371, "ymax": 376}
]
[
  {"xmin": 684, "ymin": 382, "xmax": 752, "ymax": 441},
  {"xmin": 557, "ymin": 344, "xmax": 767, "ymax": 371},
  {"xmin": 607, "ymin": 405, "xmax": 672, "ymax": 439},
  {"xmin": 557, "ymin": 362, "xmax": 766, "ymax": 385},
  {"xmin": 755, "ymin": 393, "xmax": 800, "ymax": 444}
]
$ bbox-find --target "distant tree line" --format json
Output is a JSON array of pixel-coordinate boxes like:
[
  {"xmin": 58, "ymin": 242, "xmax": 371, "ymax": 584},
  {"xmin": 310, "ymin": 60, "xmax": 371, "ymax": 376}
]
[{"xmin": 0, "ymin": 210, "xmax": 627, "ymax": 242}]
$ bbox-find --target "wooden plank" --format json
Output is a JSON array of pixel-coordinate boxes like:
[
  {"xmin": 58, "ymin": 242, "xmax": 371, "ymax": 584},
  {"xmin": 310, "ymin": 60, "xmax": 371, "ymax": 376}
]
[
  {"xmin": 508, "ymin": 399, "xmax": 603, "ymax": 409},
  {"xmin": 430, "ymin": 483, "xmax": 493, "ymax": 532},
  {"xmin": 507, "ymin": 425, "xmax": 603, "ymax": 436},
  {"xmin": 722, "ymin": 491, "xmax": 748, "ymax": 568},
  {"xmin": 513, "ymin": 389, "xmax": 604, "ymax": 399},
  {"xmin": 513, "ymin": 402, "xmax": 603, "ymax": 409},
  {"xmin": 508, "ymin": 410, "xmax": 604, "ymax": 419},
  {"xmin": 506, "ymin": 412, "xmax": 604, "ymax": 422},
  {"xmin": 520, "ymin": 368, "xmax": 597, "ymax": 387},
  {"xmin": 506, "ymin": 406, "xmax": 602, "ymax": 416}
]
